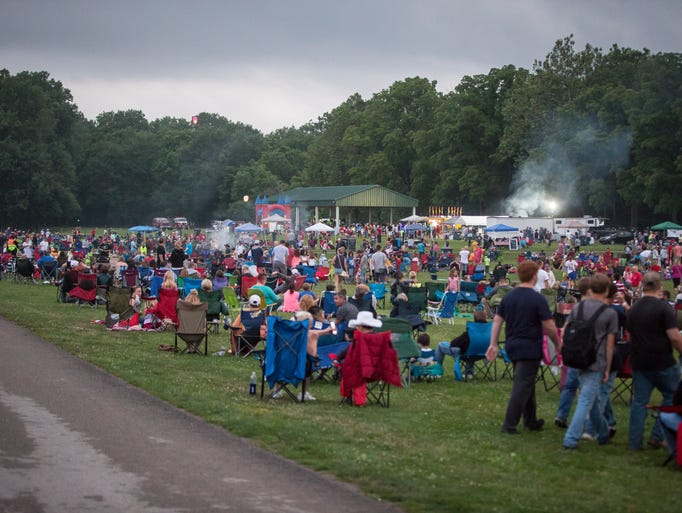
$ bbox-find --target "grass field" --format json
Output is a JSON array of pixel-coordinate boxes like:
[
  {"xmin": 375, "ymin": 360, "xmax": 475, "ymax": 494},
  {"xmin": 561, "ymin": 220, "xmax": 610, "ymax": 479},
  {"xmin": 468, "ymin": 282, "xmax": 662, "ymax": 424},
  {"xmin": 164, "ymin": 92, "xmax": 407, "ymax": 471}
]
[{"xmin": 0, "ymin": 241, "xmax": 678, "ymax": 513}]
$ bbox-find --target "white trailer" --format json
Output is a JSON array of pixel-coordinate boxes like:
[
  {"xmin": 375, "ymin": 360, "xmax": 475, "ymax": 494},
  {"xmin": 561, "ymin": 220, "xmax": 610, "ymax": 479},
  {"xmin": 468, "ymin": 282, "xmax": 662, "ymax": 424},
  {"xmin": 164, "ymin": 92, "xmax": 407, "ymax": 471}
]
[
  {"xmin": 553, "ymin": 217, "xmax": 604, "ymax": 236},
  {"xmin": 486, "ymin": 216, "xmax": 554, "ymax": 233}
]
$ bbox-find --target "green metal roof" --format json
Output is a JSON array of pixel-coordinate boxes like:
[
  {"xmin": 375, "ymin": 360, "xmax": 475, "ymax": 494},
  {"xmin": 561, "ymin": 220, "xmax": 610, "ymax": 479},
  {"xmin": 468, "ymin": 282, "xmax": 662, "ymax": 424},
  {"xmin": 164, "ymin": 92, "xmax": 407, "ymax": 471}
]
[{"xmin": 283, "ymin": 185, "xmax": 418, "ymax": 208}]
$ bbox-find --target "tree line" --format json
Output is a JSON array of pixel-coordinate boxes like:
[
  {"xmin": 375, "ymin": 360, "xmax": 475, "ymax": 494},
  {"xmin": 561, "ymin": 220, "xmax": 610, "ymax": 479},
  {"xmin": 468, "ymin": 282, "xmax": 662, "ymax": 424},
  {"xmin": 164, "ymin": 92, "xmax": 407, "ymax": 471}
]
[{"xmin": 1, "ymin": 36, "xmax": 681, "ymax": 229}]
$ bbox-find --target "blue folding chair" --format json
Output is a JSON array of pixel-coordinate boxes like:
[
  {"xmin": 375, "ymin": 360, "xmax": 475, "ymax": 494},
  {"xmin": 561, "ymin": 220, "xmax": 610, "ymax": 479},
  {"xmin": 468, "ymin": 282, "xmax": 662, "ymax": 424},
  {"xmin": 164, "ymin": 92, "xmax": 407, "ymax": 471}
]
[
  {"xmin": 454, "ymin": 321, "xmax": 495, "ymax": 381},
  {"xmin": 369, "ymin": 283, "xmax": 387, "ymax": 309},
  {"xmin": 426, "ymin": 291, "xmax": 458, "ymax": 325},
  {"xmin": 262, "ymin": 316, "xmax": 310, "ymax": 401},
  {"xmin": 321, "ymin": 290, "xmax": 338, "ymax": 318},
  {"xmin": 300, "ymin": 265, "xmax": 318, "ymax": 284},
  {"xmin": 183, "ymin": 277, "xmax": 203, "ymax": 298}
]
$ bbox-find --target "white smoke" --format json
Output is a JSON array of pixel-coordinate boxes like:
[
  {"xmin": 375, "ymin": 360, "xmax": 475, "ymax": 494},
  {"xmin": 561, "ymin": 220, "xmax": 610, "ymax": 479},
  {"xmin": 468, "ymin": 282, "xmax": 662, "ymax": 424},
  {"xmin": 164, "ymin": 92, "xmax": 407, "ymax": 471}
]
[{"xmin": 502, "ymin": 123, "xmax": 631, "ymax": 217}]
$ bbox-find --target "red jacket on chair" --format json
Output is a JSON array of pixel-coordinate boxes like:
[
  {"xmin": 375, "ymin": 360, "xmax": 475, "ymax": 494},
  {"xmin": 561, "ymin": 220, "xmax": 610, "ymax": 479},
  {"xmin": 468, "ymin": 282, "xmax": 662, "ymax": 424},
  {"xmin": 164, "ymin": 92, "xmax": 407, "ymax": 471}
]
[{"xmin": 341, "ymin": 331, "xmax": 402, "ymax": 393}]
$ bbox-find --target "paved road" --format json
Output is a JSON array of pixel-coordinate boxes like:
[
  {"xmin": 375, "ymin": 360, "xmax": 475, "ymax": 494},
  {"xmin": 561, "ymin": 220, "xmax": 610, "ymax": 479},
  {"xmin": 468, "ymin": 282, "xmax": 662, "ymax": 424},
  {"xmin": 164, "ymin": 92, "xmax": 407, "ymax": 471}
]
[{"xmin": 0, "ymin": 316, "xmax": 403, "ymax": 513}]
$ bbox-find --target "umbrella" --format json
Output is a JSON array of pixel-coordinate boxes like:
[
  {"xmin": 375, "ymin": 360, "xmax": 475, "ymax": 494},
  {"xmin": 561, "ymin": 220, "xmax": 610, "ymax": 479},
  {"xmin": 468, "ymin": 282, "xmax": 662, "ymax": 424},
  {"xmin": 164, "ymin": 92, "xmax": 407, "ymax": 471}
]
[
  {"xmin": 234, "ymin": 222, "xmax": 263, "ymax": 233},
  {"xmin": 128, "ymin": 225, "xmax": 159, "ymax": 232},
  {"xmin": 305, "ymin": 222, "xmax": 335, "ymax": 233},
  {"xmin": 401, "ymin": 214, "xmax": 428, "ymax": 222},
  {"xmin": 485, "ymin": 223, "xmax": 519, "ymax": 232},
  {"xmin": 651, "ymin": 221, "xmax": 682, "ymax": 230},
  {"xmin": 262, "ymin": 213, "xmax": 290, "ymax": 223}
]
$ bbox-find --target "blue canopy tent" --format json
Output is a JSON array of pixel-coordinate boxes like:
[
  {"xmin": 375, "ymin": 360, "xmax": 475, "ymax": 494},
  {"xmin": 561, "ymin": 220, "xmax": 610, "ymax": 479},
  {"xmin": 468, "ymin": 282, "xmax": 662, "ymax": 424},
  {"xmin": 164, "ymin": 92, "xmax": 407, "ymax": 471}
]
[
  {"xmin": 235, "ymin": 222, "xmax": 263, "ymax": 233},
  {"xmin": 128, "ymin": 225, "xmax": 160, "ymax": 232},
  {"xmin": 484, "ymin": 223, "xmax": 518, "ymax": 232},
  {"xmin": 404, "ymin": 223, "xmax": 426, "ymax": 232}
]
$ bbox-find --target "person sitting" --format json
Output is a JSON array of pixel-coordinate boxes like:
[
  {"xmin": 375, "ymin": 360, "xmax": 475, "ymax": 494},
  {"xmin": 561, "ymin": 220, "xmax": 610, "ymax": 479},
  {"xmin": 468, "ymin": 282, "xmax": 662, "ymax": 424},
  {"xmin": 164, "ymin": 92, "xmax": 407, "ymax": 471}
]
[
  {"xmin": 435, "ymin": 310, "xmax": 487, "ymax": 379},
  {"xmin": 198, "ymin": 278, "xmax": 228, "ymax": 321},
  {"xmin": 389, "ymin": 271, "xmax": 410, "ymax": 301},
  {"xmin": 298, "ymin": 282, "xmax": 317, "ymax": 302},
  {"xmin": 281, "ymin": 283, "xmax": 300, "ymax": 313},
  {"xmin": 230, "ymin": 294, "xmax": 266, "ymax": 355},
  {"xmin": 481, "ymin": 277, "xmax": 512, "ymax": 319},
  {"xmin": 411, "ymin": 333, "xmax": 443, "ymax": 380},
  {"xmin": 212, "ymin": 269, "xmax": 229, "ymax": 292},
  {"xmin": 252, "ymin": 272, "xmax": 282, "ymax": 310},
  {"xmin": 349, "ymin": 284, "xmax": 377, "ymax": 317}
]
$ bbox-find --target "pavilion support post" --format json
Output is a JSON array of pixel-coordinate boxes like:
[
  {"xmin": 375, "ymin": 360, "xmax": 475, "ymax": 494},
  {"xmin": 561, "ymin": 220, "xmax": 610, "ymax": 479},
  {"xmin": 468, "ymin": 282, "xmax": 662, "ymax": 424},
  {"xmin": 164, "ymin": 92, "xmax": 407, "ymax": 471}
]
[
  {"xmin": 335, "ymin": 205, "xmax": 340, "ymax": 234},
  {"xmin": 315, "ymin": 206, "xmax": 319, "ymax": 223}
]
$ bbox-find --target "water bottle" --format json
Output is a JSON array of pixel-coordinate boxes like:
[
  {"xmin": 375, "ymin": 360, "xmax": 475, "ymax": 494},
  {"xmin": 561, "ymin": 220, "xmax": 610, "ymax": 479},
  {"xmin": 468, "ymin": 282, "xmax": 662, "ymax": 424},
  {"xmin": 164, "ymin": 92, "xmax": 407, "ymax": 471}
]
[
  {"xmin": 213, "ymin": 346, "xmax": 226, "ymax": 356},
  {"xmin": 249, "ymin": 372, "xmax": 257, "ymax": 395}
]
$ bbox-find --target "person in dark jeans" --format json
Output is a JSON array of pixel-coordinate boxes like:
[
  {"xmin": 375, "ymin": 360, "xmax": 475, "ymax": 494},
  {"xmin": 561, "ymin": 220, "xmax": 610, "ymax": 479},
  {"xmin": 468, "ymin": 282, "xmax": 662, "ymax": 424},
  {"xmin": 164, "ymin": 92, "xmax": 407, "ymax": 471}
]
[{"xmin": 486, "ymin": 260, "xmax": 560, "ymax": 434}]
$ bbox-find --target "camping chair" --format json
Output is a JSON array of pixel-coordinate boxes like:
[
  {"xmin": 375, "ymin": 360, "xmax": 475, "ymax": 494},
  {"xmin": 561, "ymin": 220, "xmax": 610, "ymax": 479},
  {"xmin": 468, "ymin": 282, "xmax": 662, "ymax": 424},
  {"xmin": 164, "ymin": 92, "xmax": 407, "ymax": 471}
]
[
  {"xmin": 68, "ymin": 272, "xmax": 98, "ymax": 307},
  {"xmin": 611, "ymin": 348, "xmax": 633, "ymax": 406},
  {"xmin": 314, "ymin": 266, "xmax": 330, "ymax": 281},
  {"xmin": 261, "ymin": 316, "xmax": 310, "ymax": 401},
  {"xmin": 183, "ymin": 277, "xmax": 203, "ymax": 298},
  {"xmin": 121, "ymin": 269, "xmax": 139, "ymax": 288},
  {"xmin": 377, "ymin": 318, "xmax": 421, "ymax": 387},
  {"xmin": 231, "ymin": 308, "xmax": 266, "ymax": 358},
  {"xmin": 471, "ymin": 264, "xmax": 486, "ymax": 281},
  {"xmin": 405, "ymin": 286, "xmax": 428, "ymax": 318},
  {"xmin": 38, "ymin": 261, "xmax": 58, "ymax": 284},
  {"xmin": 292, "ymin": 273, "xmax": 307, "ymax": 291},
  {"xmin": 174, "ymin": 300, "xmax": 209, "ymax": 355},
  {"xmin": 369, "ymin": 283, "xmax": 387, "ymax": 309},
  {"xmin": 246, "ymin": 288, "xmax": 268, "ymax": 311},
  {"xmin": 57, "ymin": 268, "xmax": 79, "ymax": 302},
  {"xmin": 14, "ymin": 258, "xmax": 35, "ymax": 284},
  {"xmin": 339, "ymin": 330, "xmax": 402, "ymax": 407},
  {"xmin": 320, "ymin": 290, "xmax": 338, "ymax": 318},
  {"xmin": 105, "ymin": 286, "xmax": 135, "ymax": 328},
  {"xmin": 426, "ymin": 281, "xmax": 446, "ymax": 303},
  {"xmin": 156, "ymin": 287, "xmax": 179, "ymax": 329},
  {"xmin": 300, "ymin": 265, "xmax": 318, "ymax": 284},
  {"xmin": 312, "ymin": 336, "xmax": 349, "ymax": 384},
  {"xmin": 240, "ymin": 274, "xmax": 259, "ymax": 299},
  {"xmin": 454, "ymin": 321, "xmax": 495, "ymax": 381},
  {"xmin": 265, "ymin": 274, "xmax": 280, "ymax": 291},
  {"xmin": 149, "ymin": 275, "xmax": 164, "ymax": 298},
  {"xmin": 198, "ymin": 289, "xmax": 227, "ymax": 333},
  {"xmin": 457, "ymin": 281, "xmax": 480, "ymax": 313},
  {"xmin": 537, "ymin": 334, "xmax": 561, "ymax": 392},
  {"xmin": 223, "ymin": 286, "xmax": 241, "ymax": 316},
  {"xmin": 426, "ymin": 291, "xmax": 458, "ymax": 325}
]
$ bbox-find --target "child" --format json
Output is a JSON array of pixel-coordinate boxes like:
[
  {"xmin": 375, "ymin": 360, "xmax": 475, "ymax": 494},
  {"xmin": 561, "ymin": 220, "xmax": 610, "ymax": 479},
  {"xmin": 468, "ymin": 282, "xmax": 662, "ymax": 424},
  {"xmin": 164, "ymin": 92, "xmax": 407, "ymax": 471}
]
[
  {"xmin": 416, "ymin": 333, "xmax": 435, "ymax": 365},
  {"xmin": 412, "ymin": 333, "xmax": 443, "ymax": 380},
  {"xmin": 281, "ymin": 283, "xmax": 300, "ymax": 312}
]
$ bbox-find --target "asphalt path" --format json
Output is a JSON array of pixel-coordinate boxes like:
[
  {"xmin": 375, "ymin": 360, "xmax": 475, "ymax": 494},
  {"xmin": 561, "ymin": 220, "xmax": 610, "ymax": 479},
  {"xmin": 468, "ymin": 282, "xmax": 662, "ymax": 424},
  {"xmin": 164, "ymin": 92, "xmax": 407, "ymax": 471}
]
[{"xmin": 0, "ymin": 316, "xmax": 403, "ymax": 513}]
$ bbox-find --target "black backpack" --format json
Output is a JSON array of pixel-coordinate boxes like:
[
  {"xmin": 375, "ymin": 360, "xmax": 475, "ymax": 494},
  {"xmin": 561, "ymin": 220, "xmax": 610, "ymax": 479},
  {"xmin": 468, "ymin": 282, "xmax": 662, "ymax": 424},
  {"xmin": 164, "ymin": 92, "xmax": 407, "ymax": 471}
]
[{"xmin": 561, "ymin": 302, "xmax": 608, "ymax": 369}]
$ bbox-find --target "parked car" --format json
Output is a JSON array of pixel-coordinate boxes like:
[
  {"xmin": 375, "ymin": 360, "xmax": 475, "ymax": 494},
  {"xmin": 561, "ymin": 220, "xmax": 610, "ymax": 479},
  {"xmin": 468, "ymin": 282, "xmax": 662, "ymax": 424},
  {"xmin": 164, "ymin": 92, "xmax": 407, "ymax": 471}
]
[{"xmin": 599, "ymin": 230, "xmax": 634, "ymax": 244}]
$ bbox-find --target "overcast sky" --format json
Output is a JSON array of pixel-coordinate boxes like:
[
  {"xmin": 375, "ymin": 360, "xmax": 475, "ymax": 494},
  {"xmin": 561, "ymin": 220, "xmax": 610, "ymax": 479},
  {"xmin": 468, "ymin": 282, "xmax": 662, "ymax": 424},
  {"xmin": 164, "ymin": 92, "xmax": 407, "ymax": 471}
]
[{"xmin": 2, "ymin": 0, "xmax": 681, "ymax": 133}]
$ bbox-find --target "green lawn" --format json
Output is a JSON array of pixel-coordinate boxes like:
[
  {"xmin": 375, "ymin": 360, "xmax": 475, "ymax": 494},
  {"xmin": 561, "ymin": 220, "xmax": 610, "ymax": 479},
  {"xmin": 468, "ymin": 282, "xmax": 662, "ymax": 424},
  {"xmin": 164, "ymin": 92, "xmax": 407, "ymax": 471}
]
[{"xmin": 0, "ymin": 241, "xmax": 677, "ymax": 513}]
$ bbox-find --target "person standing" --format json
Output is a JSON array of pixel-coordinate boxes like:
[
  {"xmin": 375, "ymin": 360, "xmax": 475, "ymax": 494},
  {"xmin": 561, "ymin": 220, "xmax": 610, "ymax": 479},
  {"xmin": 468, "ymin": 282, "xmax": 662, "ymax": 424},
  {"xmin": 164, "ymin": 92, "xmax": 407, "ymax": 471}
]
[
  {"xmin": 627, "ymin": 272, "xmax": 682, "ymax": 450},
  {"xmin": 486, "ymin": 260, "xmax": 560, "ymax": 434},
  {"xmin": 561, "ymin": 273, "xmax": 618, "ymax": 449},
  {"xmin": 370, "ymin": 245, "xmax": 390, "ymax": 284},
  {"xmin": 332, "ymin": 245, "xmax": 349, "ymax": 292},
  {"xmin": 271, "ymin": 240, "xmax": 289, "ymax": 276},
  {"xmin": 459, "ymin": 245, "xmax": 470, "ymax": 277}
]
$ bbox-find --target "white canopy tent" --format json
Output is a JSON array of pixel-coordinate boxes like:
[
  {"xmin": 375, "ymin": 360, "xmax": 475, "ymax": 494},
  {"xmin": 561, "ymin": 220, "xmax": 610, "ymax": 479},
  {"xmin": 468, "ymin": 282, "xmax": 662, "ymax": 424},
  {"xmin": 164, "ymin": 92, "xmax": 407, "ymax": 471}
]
[{"xmin": 305, "ymin": 222, "xmax": 335, "ymax": 233}]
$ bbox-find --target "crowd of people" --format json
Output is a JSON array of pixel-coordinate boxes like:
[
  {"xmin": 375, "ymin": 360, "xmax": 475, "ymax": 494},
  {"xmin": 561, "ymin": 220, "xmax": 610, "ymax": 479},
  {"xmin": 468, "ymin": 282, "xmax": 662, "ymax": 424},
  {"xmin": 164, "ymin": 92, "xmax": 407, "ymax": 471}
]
[{"xmin": 1, "ymin": 224, "xmax": 681, "ymax": 454}]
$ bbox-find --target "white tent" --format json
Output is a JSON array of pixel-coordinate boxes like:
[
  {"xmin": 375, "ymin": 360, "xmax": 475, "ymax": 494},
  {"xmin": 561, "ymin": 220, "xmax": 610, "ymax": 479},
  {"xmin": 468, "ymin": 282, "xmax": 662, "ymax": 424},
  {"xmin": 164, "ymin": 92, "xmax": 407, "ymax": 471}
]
[
  {"xmin": 401, "ymin": 214, "xmax": 429, "ymax": 222},
  {"xmin": 305, "ymin": 222, "xmax": 335, "ymax": 233},
  {"xmin": 443, "ymin": 215, "xmax": 488, "ymax": 226},
  {"xmin": 261, "ymin": 213, "xmax": 290, "ymax": 223}
]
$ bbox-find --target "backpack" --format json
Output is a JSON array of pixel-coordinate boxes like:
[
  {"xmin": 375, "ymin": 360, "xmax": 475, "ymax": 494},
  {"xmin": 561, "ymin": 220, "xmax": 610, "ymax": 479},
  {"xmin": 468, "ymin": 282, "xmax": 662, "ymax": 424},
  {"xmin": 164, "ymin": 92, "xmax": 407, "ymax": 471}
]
[{"xmin": 561, "ymin": 302, "xmax": 608, "ymax": 369}]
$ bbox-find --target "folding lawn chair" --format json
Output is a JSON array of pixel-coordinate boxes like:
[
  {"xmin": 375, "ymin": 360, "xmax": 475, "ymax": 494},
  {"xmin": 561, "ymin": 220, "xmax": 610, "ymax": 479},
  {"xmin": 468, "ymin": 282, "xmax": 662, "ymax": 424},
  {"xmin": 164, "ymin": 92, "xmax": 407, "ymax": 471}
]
[
  {"xmin": 300, "ymin": 265, "xmax": 318, "ymax": 284},
  {"xmin": 262, "ymin": 316, "xmax": 310, "ymax": 401},
  {"xmin": 38, "ymin": 261, "xmax": 58, "ymax": 284},
  {"xmin": 611, "ymin": 348, "xmax": 633, "ymax": 406},
  {"xmin": 105, "ymin": 286, "xmax": 135, "ymax": 328},
  {"xmin": 537, "ymin": 334, "xmax": 561, "ymax": 392},
  {"xmin": 320, "ymin": 290, "xmax": 338, "ymax": 318},
  {"xmin": 240, "ymin": 274, "xmax": 259, "ymax": 300},
  {"xmin": 312, "ymin": 340, "xmax": 349, "ymax": 383},
  {"xmin": 174, "ymin": 300, "xmax": 209, "ymax": 355},
  {"xmin": 369, "ymin": 283, "xmax": 387, "ymax": 309},
  {"xmin": 454, "ymin": 321, "xmax": 495, "ymax": 381},
  {"xmin": 405, "ymin": 286, "xmax": 428, "ymax": 319},
  {"xmin": 198, "ymin": 288, "xmax": 227, "ymax": 333},
  {"xmin": 426, "ymin": 291, "xmax": 458, "ymax": 325},
  {"xmin": 121, "ymin": 269, "xmax": 139, "ymax": 288},
  {"xmin": 14, "ymin": 258, "xmax": 36, "ymax": 284},
  {"xmin": 339, "ymin": 330, "xmax": 402, "ymax": 407},
  {"xmin": 314, "ymin": 266, "xmax": 330, "ymax": 281},
  {"xmin": 68, "ymin": 272, "xmax": 98, "ymax": 307},
  {"xmin": 223, "ymin": 286, "xmax": 241, "ymax": 316},
  {"xmin": 231, "ymin": 308, "xmax": 266, "ymax": 358},
  {"xmin": 156, "ymin": 287, "xmax": 179, "ymax": 329},
  {"xmin": 426, "ymin": 281, "xmax": 446, "ymax": 304},
  {"xmin": 647, "ymin": 404, "xmax": 682, "ymax": 467},
  {"xmin": 377, "ymin": 318, "xmax": 421, "ymax": 387},
  {"xmin": 457, "ymin": 281, "xmax": 480, "ymax": 313},
  {"xmin": 183, "ymin": 277, "xmax": 203, "ymax": 298}
]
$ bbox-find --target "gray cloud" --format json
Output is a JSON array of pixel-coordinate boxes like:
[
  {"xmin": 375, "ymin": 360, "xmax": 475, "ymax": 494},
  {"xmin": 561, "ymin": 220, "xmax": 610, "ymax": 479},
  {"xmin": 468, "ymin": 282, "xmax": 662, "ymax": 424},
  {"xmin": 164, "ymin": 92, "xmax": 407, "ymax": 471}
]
[{"xmin": 2, "ymin": 0, "xmax": 681, "ymax": 131}]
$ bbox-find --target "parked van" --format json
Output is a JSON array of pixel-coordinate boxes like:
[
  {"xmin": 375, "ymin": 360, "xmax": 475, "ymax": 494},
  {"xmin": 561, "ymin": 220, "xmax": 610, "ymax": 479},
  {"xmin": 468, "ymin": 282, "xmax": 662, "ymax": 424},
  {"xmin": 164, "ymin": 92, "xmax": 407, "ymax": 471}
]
[
  {"xmin": 152, "ymin": 217, "xmax": 172, "ymax": 229},
  {"xmin": 173, "ymin": 217, "xmax": 189, "ymax": 229}
]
